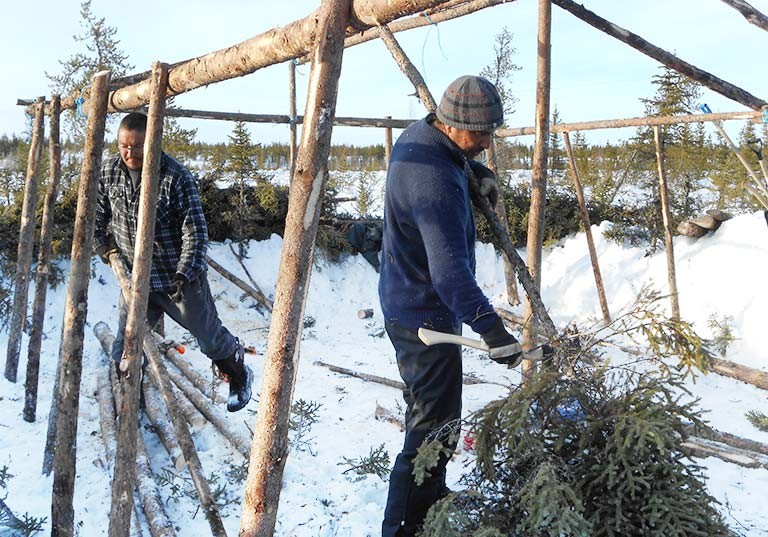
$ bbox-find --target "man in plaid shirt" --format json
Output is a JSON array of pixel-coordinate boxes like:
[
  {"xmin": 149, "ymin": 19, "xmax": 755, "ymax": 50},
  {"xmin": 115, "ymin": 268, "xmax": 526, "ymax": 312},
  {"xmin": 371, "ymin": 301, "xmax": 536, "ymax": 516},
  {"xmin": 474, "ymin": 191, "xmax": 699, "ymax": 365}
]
[{"xmin": 94, "ymin": 112, "xmax": 253, "ymax": 413}]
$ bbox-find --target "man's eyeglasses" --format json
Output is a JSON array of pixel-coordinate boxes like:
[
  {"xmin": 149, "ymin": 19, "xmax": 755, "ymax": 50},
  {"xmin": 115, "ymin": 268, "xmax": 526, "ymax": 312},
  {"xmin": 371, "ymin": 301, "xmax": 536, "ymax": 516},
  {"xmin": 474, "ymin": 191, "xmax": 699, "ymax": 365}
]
[{"xmin": 118, "ymin": 144, "xmax": 143, "ymax": 153}]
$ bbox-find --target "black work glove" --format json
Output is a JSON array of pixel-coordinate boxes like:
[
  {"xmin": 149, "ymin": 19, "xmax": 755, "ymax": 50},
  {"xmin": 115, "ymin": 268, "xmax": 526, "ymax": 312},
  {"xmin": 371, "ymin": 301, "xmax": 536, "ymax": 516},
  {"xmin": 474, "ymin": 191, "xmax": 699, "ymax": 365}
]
[
  {"xmin": 94, "ymin": 237, "xmax": 119, "ymax": 265},
  {"xmin": 170, "ymin": 274, "xmax": 189, "ymax": 303},
  {"xmin": 481, "ymin": 317, "xmax": 523, "ymax": 367},
  {"xmin": 469, "ymin": 161, "xmax": 500, "ymax": 208}
]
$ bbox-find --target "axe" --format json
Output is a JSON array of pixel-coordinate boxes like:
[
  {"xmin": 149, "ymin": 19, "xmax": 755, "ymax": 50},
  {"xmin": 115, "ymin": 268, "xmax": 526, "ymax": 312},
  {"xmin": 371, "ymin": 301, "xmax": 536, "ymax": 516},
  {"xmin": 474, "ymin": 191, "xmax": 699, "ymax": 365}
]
[{"xmin": 417, "ymin": 327, "xmax": 549, "ymax": 362}]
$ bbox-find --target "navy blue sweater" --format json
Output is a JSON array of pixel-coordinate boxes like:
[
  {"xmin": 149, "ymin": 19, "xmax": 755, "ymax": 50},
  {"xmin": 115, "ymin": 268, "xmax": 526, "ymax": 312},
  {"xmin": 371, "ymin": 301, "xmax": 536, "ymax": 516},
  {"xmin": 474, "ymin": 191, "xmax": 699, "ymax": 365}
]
[{"xmin": 378, "ymin": 115, "xmax": 498, "ymax": 334}]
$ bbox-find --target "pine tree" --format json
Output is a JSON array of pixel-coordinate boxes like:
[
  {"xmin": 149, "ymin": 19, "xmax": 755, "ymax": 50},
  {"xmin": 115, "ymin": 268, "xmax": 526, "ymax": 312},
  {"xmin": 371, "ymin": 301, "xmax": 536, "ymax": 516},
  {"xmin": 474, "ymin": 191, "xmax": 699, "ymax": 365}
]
[
  {"xmin": 163, "ymin": 117, "xmax": 198, "ymax": 164},
  {"xmin": 479, "ymin": 27, "xmax": 522, "ymax": 119}
]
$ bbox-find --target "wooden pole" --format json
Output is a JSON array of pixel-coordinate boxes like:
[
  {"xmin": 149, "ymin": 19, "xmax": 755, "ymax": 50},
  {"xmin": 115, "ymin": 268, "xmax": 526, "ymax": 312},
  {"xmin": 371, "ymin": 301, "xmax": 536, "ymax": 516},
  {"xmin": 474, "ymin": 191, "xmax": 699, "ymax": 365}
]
[
  {"xmin": 23, "ymin": 95, "xmax": 61, "ymax": 421},
  {"xmin": 653, "ymin": 125, "xmax": 680, "ymax": 320},
  {"xmin": 498, "ymin": 110, "xmax": 762, "ymax": 137},
  {"xmin": 109, "ymin": 62, "xmax": 169, "ymax": 537},
  {"xmin": 56, "ymin": 0, "xmax": 451, "ymax": 114},
  {"xmin": 297, "ymin": 0, "xmax": 518, "ymax": 65},
  {"xmin": 206, "ymin": 255, "xmax": 273, "ymax": 310},
  {"xmin": 239, "ymin": 1, "xmax": 350, "ymax": 535},
  {"xmin": 718, "ymin": 0, "xmax": 768, "ymax": 32},
  {"xmin": 523, "ymin": 0, "xmax": 553, "ymax": 381},
  {"xmin": 50, "ymin": 70, "xmax": 110, "ymax": 537},
  {"xmin": 485, "ymin": 143, "xmax": 520, "ymax": 306},
  {"xmin": 289, "ymin": 60, "xmax": 298, "ymax": 180},
  {"xmin": 377, "ymin": 24, "xmax": 438, "ymax": 111},
  {"xmin": 710, "ymin": 120, "xmax": 768, "ymax": 199},
  {"xmin": 384, "ymin": 116, "xmax": 393, "ymax": 170},
  {"xmin": 4, "ymin": 96, "xmax": 45, "ymax": 382},
  {"xmin": 563, "ymin": 131, "xmax": 610, "ymax": 324},
  {"xmin": 551, "ymin": 0, "xmax": 767, "ymax": 111}
]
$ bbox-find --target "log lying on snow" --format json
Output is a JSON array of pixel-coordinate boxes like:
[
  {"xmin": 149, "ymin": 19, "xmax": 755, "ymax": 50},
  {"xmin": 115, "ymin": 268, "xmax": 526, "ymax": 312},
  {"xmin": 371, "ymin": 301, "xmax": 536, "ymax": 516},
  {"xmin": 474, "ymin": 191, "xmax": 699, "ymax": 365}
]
[
  {"xmin": 142, "ymin": 378, "xmax": 185, "ymax": 470},
  {"xmin": 682, "ymin": 436, "xmax": 768, "ymax": 469},
  {"xmin": 684, "ymin": 423, "xmax": 768, "ymax": 458},
  {"xmin": 159, "ymin": 339, "xmax": 252, "ymax": 460},
  {"xmin": 709, "ymin": 357, "xmax": 768, "ymax": 391},
  {"xmin": 206, "ymin": 255, "xmax": 273, "ymax": 311},
  {"xmin": 94, "ymin": 325, "xmax": 178, "ymax": 537},
  {"xmin": 678, "ymin": 209, "xmax": 733, "ymax": 237}
]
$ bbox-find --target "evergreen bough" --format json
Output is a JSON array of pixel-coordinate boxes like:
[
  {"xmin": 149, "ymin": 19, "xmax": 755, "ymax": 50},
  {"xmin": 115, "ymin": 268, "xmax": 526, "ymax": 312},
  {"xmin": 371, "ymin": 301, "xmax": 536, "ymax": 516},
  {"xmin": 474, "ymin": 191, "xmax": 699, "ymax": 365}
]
[{"xmin": 417, "ymin": 365, "xmax": 734, "ymax": 536}]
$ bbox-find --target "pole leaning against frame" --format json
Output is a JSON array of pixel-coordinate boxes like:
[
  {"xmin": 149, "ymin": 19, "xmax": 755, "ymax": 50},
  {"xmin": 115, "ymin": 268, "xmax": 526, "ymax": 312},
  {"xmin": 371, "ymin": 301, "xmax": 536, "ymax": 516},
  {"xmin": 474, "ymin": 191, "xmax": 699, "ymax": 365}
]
[
  {"xmin": 4, "ymin": 96, "xmax": 45, "ymax": 383},
  {"xmin": 51, "ymin": 70, "xmax": 110, "ymax": 537},
  {"xmin": 239, "ymin": 1, "xmax": 351, "ymax": 535}
]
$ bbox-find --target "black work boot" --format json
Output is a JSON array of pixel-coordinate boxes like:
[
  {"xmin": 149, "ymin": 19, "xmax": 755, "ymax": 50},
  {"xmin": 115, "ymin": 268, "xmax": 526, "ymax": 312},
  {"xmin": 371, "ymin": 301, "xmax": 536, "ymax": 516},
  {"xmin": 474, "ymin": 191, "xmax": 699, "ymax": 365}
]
[{"xmin": 214, "ymin": 341, "xmax": 253, "ymax": 412}]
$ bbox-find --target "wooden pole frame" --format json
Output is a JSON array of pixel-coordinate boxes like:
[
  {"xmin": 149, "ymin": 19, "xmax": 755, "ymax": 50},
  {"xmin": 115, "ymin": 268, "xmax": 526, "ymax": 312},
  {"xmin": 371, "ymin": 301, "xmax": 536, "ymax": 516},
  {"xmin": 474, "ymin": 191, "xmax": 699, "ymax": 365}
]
[
  {"xmin": 4, "ymin": 96, "xmax": 45, "ymax": 383},
  {"xmin": 523, "ymin": 0, "xmax": 553, "ymax": 381},
  {"xmin": 289, "ymin": 60, "xmax": 298, "ymax": 180},
  {"xmin": 562, "ymin": 131, "xmax": 611, "ymax": 324},
  {"xmin": 377, "ymin": 24, "xmax": 438, "ymax": 111},
  {"xmin": 24, "ymin": 94, "xmax": 62, "ymax": 421},
  {"xmin": 239, "ymin": 1, "xmax": 351, "ymax": 534},
  {"xmin": 718, "ymin": 0, "xmax": 768, "ymax": 32},
  {"xmin": 51, "ymin": 70, "xmax": 110, "ymax": 537},
  {"xmin": 653, "ymin": 125, "xmax": 681, "ymax": 320},
  {"xmin": 108, "ymin": 61, "xmax": 171, "ymax": 537},
  {"xmin": 384, "ymin": 115, "xmax": 393, "ymax": 169}
]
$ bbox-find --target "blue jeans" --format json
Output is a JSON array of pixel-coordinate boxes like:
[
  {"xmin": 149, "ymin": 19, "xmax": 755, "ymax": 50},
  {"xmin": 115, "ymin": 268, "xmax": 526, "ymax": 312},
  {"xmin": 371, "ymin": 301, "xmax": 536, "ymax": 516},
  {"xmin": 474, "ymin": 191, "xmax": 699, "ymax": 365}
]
[
  {"xmin": 382, "ymin": 321, "xmax": 462, "ymax": 537},
  {"xmin": 111, "ymin": 274, "xmax": 238, "ymax": 365}
]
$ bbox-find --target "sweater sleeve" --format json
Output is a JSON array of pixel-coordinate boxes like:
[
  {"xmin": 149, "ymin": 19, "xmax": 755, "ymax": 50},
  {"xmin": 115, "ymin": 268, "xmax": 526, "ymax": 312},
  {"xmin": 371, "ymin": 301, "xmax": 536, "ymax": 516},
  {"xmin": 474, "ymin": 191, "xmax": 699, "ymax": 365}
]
[{"xmin": 409, "ymin": 166, "xmax": 498, "ymax": 334}]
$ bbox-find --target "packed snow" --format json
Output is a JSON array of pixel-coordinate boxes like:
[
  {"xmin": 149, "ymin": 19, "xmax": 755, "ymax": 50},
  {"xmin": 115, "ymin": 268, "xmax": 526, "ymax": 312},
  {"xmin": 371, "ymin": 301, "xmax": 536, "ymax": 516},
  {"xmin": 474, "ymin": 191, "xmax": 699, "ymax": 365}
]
[{"xmin": 1, "ymin": 209, "xmax": 768, "ymax": 536}]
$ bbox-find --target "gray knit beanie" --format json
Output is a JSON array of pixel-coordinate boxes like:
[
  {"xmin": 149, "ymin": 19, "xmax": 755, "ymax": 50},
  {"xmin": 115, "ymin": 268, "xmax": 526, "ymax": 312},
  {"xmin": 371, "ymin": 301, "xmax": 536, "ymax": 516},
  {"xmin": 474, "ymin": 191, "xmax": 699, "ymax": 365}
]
[{"xmin": 436, "ymin": 75, "xmax": 504, "ymax": 131}]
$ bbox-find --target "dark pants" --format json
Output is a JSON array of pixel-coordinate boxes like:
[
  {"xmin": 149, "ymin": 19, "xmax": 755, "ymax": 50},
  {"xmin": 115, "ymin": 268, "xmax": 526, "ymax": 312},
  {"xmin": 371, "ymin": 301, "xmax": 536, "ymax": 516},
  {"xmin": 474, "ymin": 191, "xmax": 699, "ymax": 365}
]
[
  {"xmin": 111, "ymin": 274, "xmax": 238, "ymax": 365},
  {"xmin": 382, "ymin": 321, "xmax": 462, "ymax": 537}
]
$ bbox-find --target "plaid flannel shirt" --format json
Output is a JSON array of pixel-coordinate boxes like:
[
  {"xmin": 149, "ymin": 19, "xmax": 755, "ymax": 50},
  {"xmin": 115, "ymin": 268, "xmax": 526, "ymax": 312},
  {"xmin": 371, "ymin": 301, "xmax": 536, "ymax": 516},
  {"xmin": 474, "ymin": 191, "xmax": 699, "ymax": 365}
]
[{"xmin": 94, "ymin": 153, "xmax": 208, "ymax": 292}]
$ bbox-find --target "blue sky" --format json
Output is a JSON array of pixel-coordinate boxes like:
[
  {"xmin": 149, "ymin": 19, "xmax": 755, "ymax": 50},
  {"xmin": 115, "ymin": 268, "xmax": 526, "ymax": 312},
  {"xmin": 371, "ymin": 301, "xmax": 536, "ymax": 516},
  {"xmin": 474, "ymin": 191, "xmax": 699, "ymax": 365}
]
[{"xmin": 2, "ymin": 0, "xmax": 767, "ymax": 147}]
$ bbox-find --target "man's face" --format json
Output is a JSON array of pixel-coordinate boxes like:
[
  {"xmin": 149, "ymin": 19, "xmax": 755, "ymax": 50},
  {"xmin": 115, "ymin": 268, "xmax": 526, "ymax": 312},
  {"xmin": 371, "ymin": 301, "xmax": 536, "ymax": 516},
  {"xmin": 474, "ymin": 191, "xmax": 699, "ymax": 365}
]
[
  {"xmin": 445, "ymin": 127, "xmax": 493, "ymax": 159},
  {"xmin": 118, "ymin": 128, "xmax": 146, "ymax": 171}
]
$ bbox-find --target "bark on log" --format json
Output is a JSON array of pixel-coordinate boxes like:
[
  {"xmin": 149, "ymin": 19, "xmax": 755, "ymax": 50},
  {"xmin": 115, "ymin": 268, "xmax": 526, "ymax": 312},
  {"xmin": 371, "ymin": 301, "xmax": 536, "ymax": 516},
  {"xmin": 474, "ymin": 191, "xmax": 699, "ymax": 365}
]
[
  {"xmin": 709, "ymin": 357, "xmax": 768, "ymax": 391},
  {"xmin": 161, "ymin": 350, "xmax": 252, "ymax": 460},
  {"xmin": 24, "ymin": 95, "xmax": 62, "ymax": 422},
  {"xmin": 51, "ymin": 71, "xmax": 110, "ymax": 537},
  {"xmin": 4, "ymin": 96, "xmax": 45, "ymax": 383},
  {"xmin": 653, "ymin": 126, "xmax": 680, "ymax": 320},
  {"xmin": 563, "ymin": 131, "xmax": 610, "ymax": 324},
  {"xmin": 522, "ymin": 0, "xmax": 553, "ymax": 383},
  {"xmin": 684, "ymin": 423, "xmax": 768, "ymax": 458},
  {"xmin": 551, "ymin": 0, "xmax": 767, "ymax": 110},
  {"xmin": 718, "ymin": 0, "xmax": 768, "ymax": 32},
  {"xmin": 58, "ymin": 0, "xmax": 452, "ymax": 114},
  {"xmin": 240, "ymin": 3, "xmax": 350, "ymax": 535},
  {"xmin": 206, "ymin": 255, "xmax": 273, "ymax": 310},
  {"xmin": 384, "ymin": 116, "xmax": 393, "ymax": 170},
  {"xmin": 498, "ymin": 110, "xmax": 762, "ymax": 137},
  {"xmin": 377, "ymin": 25, "xmax": 437, "ymax": 111},
  {"xmin": 110, "ymin": 63, "xmax": 169, "ymax": 537},
  {"xmin": 357, "ymin": 308, "xmax": 374, "ymax": 319}
]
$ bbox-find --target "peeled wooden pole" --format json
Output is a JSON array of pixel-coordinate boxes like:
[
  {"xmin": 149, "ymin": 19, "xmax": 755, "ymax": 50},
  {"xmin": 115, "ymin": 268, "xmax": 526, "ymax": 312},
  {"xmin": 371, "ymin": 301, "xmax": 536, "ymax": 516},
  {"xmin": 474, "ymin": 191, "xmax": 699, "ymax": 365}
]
[
  {"xmin": 51, "ymin": 70, "xmax": 110, "ymax": 537},
  {"xmin": 24, "ymin": 95, "xmax": 62, "ymax": 422},
  {"xmin": 498, "ymin": 110, "xmax": 762, "ymax": 137},
  {"xmin": 109, "ymin": 62, "xmax": 170, "ymax": 537},
  {"xmin": 523, "ymin": 0, "xmax": 553, "ymax": 381},
  {"xmin": 240, "ymin": 2, "xmax": 350, "ymax": 535},
  {"xmin": 552, "ymin": 0, "xmax": 767, "ymax": 111},
  {"xmin": 710, "ymin": 120, "xmax": 768, "ymax": 200},
  {"xmin": 377, "ymin": 24, "xmax": 437, "ymax": 111},
  {"xmin": 718, "ymin": 0, "xmax": 768, "ymax": 32},
  {"xmin": 653, "ymin": 126, "xmax": 680, "ymax": 320},
  {"xmin": 563, "ymin": 131, "xmax": 610, "ymax": 324},
  {"xmin": 4, "ymin": 96, "xmax": 45, "ymax": 382}
]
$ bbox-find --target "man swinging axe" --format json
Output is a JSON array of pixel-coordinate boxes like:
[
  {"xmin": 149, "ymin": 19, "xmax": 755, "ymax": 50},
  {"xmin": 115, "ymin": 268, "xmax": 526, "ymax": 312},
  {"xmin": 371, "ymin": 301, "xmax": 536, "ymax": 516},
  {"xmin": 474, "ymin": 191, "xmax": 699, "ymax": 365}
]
[{"xmin": 378, "ymin": 75, "xmax": 535, "ymax": 537}]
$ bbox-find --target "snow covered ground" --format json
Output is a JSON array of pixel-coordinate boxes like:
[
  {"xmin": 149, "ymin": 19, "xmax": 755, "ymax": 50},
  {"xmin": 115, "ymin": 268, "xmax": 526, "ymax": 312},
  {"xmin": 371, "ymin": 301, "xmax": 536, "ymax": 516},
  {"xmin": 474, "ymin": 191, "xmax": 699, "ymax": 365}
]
[{"xmin": 1, "ymin": 210, "xmax": 768, "ymax": 536}]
